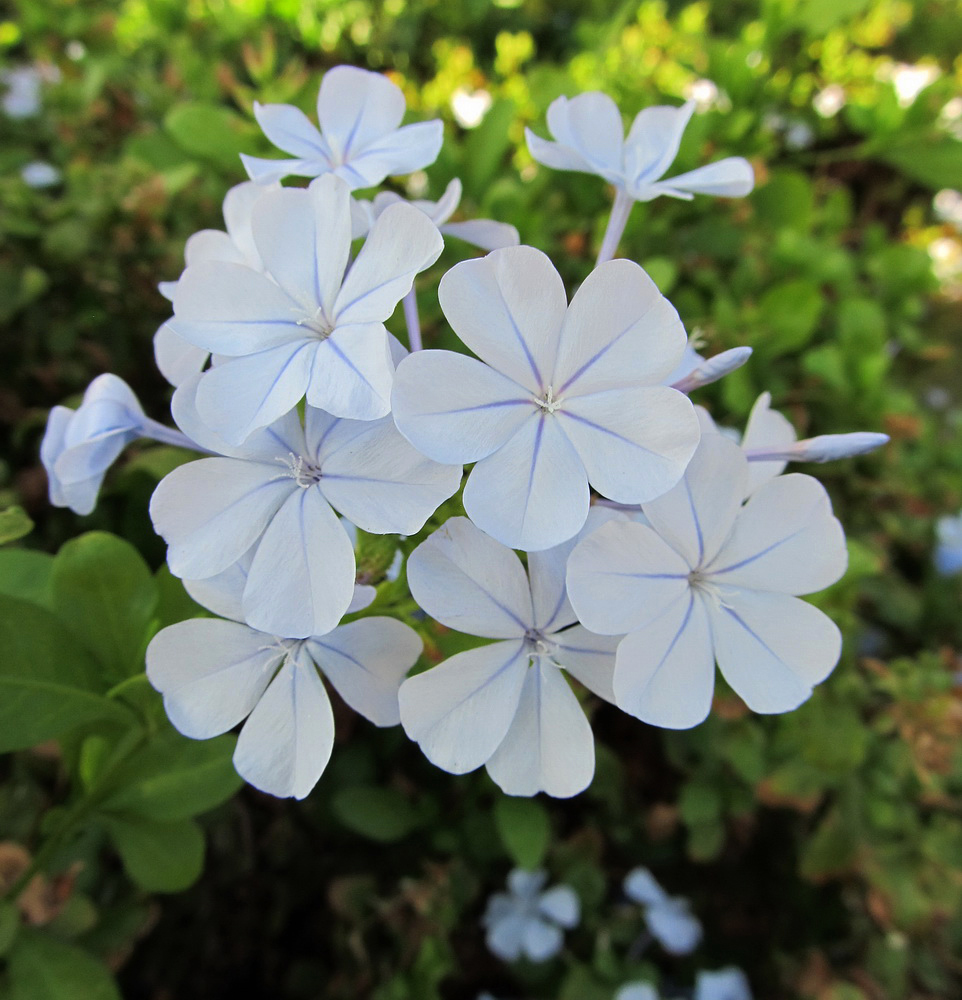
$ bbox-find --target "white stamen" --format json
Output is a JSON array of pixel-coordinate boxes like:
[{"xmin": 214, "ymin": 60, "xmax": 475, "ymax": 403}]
[{"xmin": 534, "ymin": 385, "xmax": 562, "ymax": 414}]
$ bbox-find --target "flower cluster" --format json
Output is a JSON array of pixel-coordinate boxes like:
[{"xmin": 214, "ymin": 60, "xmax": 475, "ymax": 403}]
[{"xmin": 41, "ymin": 63, "xmax": 889, "ymax": 801}]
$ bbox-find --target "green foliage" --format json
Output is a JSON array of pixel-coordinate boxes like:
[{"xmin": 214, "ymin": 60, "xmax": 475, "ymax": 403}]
[{"xmin": 494, "ymin": 797, "xmax": 551, "ymax": 869}]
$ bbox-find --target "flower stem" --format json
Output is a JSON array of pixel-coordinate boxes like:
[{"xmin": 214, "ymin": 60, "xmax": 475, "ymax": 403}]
[
  {"xmin": 403, "ymin": 287, "xmax": 422, "ymax": 352},
  {"xmin": 140, "ymin": 417, "xmax": 205, "ymax": 452},
  {"xmin": 596, "ymin": 188, "xmax": 634, "ymax": 266}
]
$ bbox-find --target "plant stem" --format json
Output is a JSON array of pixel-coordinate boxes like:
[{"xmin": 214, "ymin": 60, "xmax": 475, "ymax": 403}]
[
  {"xmin": 596, "ymin": 188, "xmax": 634, "ymax": 266},
  {"xmin": 403, "ymin": 287, "xmax": 422, "ymax": 352},
  {"xmin": 140, "ymin": 417, "xmax": 206, "ymax": 452}
]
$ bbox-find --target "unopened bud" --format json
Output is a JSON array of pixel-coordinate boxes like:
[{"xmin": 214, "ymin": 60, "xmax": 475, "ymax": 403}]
[{"xmin": 671, "ymin": 346, "xmax": 753, "ymax": 393}]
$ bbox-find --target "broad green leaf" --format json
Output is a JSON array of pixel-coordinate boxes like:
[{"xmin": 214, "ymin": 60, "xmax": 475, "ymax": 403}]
[
  {"xmin": 755, "ymin": 279, "xmax": 823, "ymax": 356},
  {"xmin": 464, "ymin": 99, "xmax": 515, "ymax": 198},
  {"xmin": 7, "ymin": 930, "xmax": 121, "ymax": 1000},
  {"xmin": 0, "ymin": 596, "xmax": 129, "ymax": 753},
  {"xmin": 98, "ymin": 731, "xmax": 241, "ymax": 821},
  {"xmin": 880, "ymin": 135, "xmax": 962, "ymax": 191},
  {"xmin": 753, "ymin": 170, "xmax": 813, "ymax": 230},
  {"xmin": 51, "ymin": 532, "xmax": 158, "ymax": 683},
  {"xmin": 331, "ymin": 786, "xmax": 421, "ymax": 842},
  {"xmin": 165, "ymin": 102, "xmax": 252, "ymax": 171},
  {"xmin": 0, "ymin": 900, "xmax": 19, "ymax": 957},
  {"xmin": 102, "ymin": 814, "xmax": 204, "ymax": 893},
  {"xmin": 678, "ymin": 779, "xmax": 723, "ymax": 826},
  {"xmin": 0, "ymin": 507, "xmax": 33, "ymax": 546},
  {"xmin": 0, "ymin": 550, "xmax": 54, "ymax": 607},
  {"xmin": 494, "ymin": 796, "xmax": 550, "ymax": 870}
]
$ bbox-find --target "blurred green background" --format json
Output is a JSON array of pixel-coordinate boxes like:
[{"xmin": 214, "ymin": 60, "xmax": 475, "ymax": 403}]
[{"xmin": 1, "ymin": 0, "xmax": 962, "ymax": 998}]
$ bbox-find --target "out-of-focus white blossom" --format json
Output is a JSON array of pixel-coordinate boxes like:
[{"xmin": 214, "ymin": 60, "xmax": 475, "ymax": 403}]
[{"xmin": 483, "ymin": 869, "xmax": 580, "ymax": 962}]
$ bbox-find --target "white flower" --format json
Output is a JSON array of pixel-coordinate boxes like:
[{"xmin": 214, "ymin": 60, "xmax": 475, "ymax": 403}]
[
  {"xmin": 150, "ymin": 395, "xmax": 460, "ymax": 639},
  {"xmin": 155, "ymin": 180, "xmax": 277, "ymax": 387},
  {"xmin": 241, "ymin": 65, "xmax": 443, "ymax": 188},
  {"xmin": 567, "ymin": 433, "xmax": 848, "ymax": 728},
  {"xmin": 146, "ymin": 561, "xmax": 421, "ymax": 800},
  {"xmin": 615, "ymin": 984, "xmax": 660, "ymax": 1000},
  {"xmin": 41, "ymin": 375, "xmax": 147, "ymax": 515},
  {"xmin": 694, "ymin": 968, "xmax": 753, "ymax": 1000},
  {"xmin": 623, "ymin": 867, "xmax": 702, "ymax": 955},
  {"xmin": 170, "ymin": 173, "xmax": 443, "ymax": 441},
  {"xmin": 399, "ymin": 515, "xmax": 621, "ymax": 797},
  {"xmin": 525, "ymin": 93, "xmax": 753, "ymax": 203},
  {"xmin": 935, "ymin": 510, "xmax": 962, "ymax": 576},
  {"xmin": 392, "ymin": 246, "xmax": 700, "ymax": 551},
  {"xmin": 482, "ymin": 869, "xmax": 579, "ymax": 962},
  {"xmin": 2, "ymin": 66, "xmax": 42, "ymax": 118},
  {"xmin": 20, "ymin": 161, "xmax": 60, "ymax": 188},
  {"xmin": 351, "ymin": 178, "xmax": 519, "ymax": 252}
]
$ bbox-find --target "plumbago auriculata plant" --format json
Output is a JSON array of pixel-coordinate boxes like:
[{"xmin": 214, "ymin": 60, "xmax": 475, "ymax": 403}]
[{"xmin": 41, "ymin": 65, "xmax": 890, "ymax": 801}]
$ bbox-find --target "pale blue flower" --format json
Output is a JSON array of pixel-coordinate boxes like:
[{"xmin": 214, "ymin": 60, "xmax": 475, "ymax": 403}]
[
  {"xmin": 2, "ymin": 66, "xmax": 42, "ymax": 118},
  {"xmin": 567, "ymin": 433, "xmax": 848, "ymax": 728},
  {"xmin": 525, "ymin": 93, "xmax": 754, "ymax": 203},
  {"xmin": 151, "ymin": 390, "xmax": 461, "ymax": 640},
  {"xmin": 694, "ymin": 967, "xmax": 753, "ymax": 1000},
  {"xmin": 170, "ymin": 173, "xmax": 443, "ymax": 441},
  {"xmin": 147, "ymin": 555, "xmax": 421, "ymax": 799},
  {"xmin": 615, "ymin": 984, "xmax": 660, "ymax": 1000},
  {"xmin": 624, "ymin": 867, "xmax": 702, "ymax": 955},
  {"xmin": 241, "ymin": 65, "xmax": 443, "ymax": 188},
  {"xmin": 40, "ymin": 374, "xmax": 188, "ymax": 515},
  {"xmin": 20, "ymin": 161, "xmax": 60, "ymax": 188},
  {"xmin": 399, "ymin": 512, "xmax": 621, "ymax": 797},
  {"xmin": 392, "ymin": 246, "xmax": 700, "ymax": 551},
  {"xmin": 935, "ymin": 510, "xmax": 962, "ymax": 575},
  {"xmin": 483, "ymin": 869, "xmax": 580, "ymax": 962},
  {"xmin": 351, "ymin": 178, "xmax": 519, "ymax": 252}
]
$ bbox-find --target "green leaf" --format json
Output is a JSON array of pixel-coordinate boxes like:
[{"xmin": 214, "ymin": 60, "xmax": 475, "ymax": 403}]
[
  {"xmin": 98, "ymin": 731, "xmax": 242, "ymax": 821},
  {"xmin": 164, "ymin": 102, "xmax": 252, "ymax": 171},
  {"xmin": 463, "ymin": 99, "xmax": 516, "ymax": 198},
  {"xmin": 753, "ymin": 170, "xmax": 813, "ymax": 230},
  {"xmin": 154, "ymin": 563, "xmax": 206, "ymax": 629},
  {"xmin": 51, "ymin": 532, "xmax": 158, "ymax": 682},
  {"xmin": 0, "ymin": 550, "xmax": 54, "ymax": 607},
  {"xmin": 879, "ymin": 135, "xmax": 962, "ymax": 190},
  {"xmin": 800, "ymin": 809, "xmax": 858, "ymax": 881},
  {"xmin": 0, "ymin": 507, "xmax": 33, "ymax": 545},
  {"xmin": 331, "ymin": 786, "xmax": 421, "ymax": 842},
  {"xmin": 494, "ymin": 796, "xmax": 550, "ymax": 870},
  {"xmin": 0, "ymin": 596, "xmax": 129, "ymax": 753},
  {"xmin": 755, "ymin": 279, "xmax": 823, "ymax": 356},
  {"xmin": 0, "ymin": 900, "xmax": 19, "ymax": 957},
  {"xmin": 7, "ymin": 930, "xmax": 121, "ymax": 1000},
  {"xmin": 103, "ymin": 814, "xmax": 204, "ymax": 893}
]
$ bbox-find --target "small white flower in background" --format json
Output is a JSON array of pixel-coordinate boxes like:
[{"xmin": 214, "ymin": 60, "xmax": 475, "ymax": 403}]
[
  {"xmin": 170, "ymin": 173, "xmax": 443, "ymax": 441},
  {"xmin": 399, "ymin": 514, "xmax": 621, "ymax": 798},
  {"xmin": 155, "ymin": 180, "xmax": 277, "ymax": 387},
  {"xmin": 623, "ymin": 867, "xmax": 702, "ymax": 955},
  {"xmin": 813, "ymin": 84, "xmax": 845, "ymax": 118},
  {"xmin": 351, "ymin": 177, "xmax": 520, "ymax": 252},
  {"xmin": 525, "ymin": 92, "xmax": 754, "ymax": 203},
  {"xmin": 146, "ymin": 557, "xmax": 421, "ymax": 800},
  {"xmin": 483, "ymin": 869, "xmax": 579, "ymax": 962},
  {"xmin": 241, "ymin": 64, "xmax": 443, "ymax": 188},
  {"xmin": 41, "ymin": 375, "xmax": 147, "ymax": 515},
  {"xmin": 1, "ymin": 66, "xmax": 42, "ymax": 118},
  {"xmin": 451, "ymin": 86, "xmax": 493, "ymax": 128},
  {"xmin": 694, "ymin": 967, "xmax": 753, "ymax": 1000},
  {"xmin": 567, "ymin": 433, "xmax": 848, "ymax": 728},
  {"xmin": 151, "ymin": 392, "xmax": 460, "ymax": 639},
  {"xmin": 935, "ymin": 510, "xmax": 962, "ymax": 576},
  {"xmin": 615, "ymin": 984, "xmax": 660, "ymax": 1000},
  {"xmin": 887, "ymin": 62, "xmax": 939, "ymax": 108},
  {"xmin": 392, "ymin": 246, "xmax": 700, "ymax": 551},
  {"xmin": 20, "ymin": 161, "xmax": 61, "ymax": 188},
  {"xmin": 934, "ymin": 189, "xmax": 962, "ymax": 228},
  {"xmin": 684, "ymin": 78, "xmax": 720, "ymax": 112}
]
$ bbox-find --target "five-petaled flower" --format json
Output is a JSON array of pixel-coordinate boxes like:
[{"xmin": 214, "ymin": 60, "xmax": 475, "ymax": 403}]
[
  {"xmin": 482, "ymin": 869, "xmax": 580, "ymax": 962},
  {"xmin": 567, "ymin": 433, "xmax": 848, "ymax": 728},
  {"xmin": 392, "ymin": 246, "xmax": 700, "ymax": 551},
  {"xmin": 241, "ymin": 65, "xmax": 443, "ymax": 188},
  {"xmin": 623, "ymin": 867, "xmax": 702, "ymax": 955}
]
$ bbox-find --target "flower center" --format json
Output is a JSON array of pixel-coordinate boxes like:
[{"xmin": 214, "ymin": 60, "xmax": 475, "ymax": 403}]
[
  {"xmin": 295, "ymin": 305, "xmax": 335, "ymax": 340},
  {"xmin": 523, "ymin": 628, "xmax": 556, "ymax": 661},
  {"xmin": 278, "ymin": 452, "xmax": 322, "ymax": 488},
  {"xmin": 533, "ymin": 385, "xmax": 562, "ymax": 414}
]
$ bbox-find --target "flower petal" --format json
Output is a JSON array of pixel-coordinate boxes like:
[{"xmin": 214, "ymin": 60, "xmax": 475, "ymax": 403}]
[
  {"xmin": 613, "ymin": 591, "xmax": 716, "ymax": 729},
  {"xmin": 485, "ymin": 661, "xmax": 595, "ymax": 799},
  {"xmin": 222, "ymin": 180, "xmax": 273, "ymax": 265},
  {"xmin": 440, "ymin": 219, "xmax": 520, "ymax": 251},
  {"xmin": 437, "ymin": 246, "xmax": 568, "ymax": 395},
  {"xmin": 242, "ymin": 486, "xmax": 356, "ymax": 639},
  {"xmin": 640, "ymin": 433, "xmax": 747, "ymax": 568},
  {"xmin": 660, "ymin": 157, "xmax": 755, "ymax": 198},
  {"xmin": 391, "ymin": 350, "xmax": 532, "ymax": 464},
  {"xmin": 546, "ymin": 93, "xmax": 625, "ymax": 181},
  {"xmin": 552, "ymin": 259, "xmax": 687, "ymax": 396},
  {"xmin": 560, "ymin": 385, "xmax": 699, "ymax": 504},
  {"xmin": 241, "ymin": 153, "xmax": 322, "ymax": 184},
  {"xmin": 740, "ymin": 392, "xmax": 794, "ymax": 495},
  {"xmin": 624, "ymin": 101, "xmax": 694, "ymax": 185},
  {"xmin": 525, "ymin": 127, "xmax": 596, "ymax": 173},
  {"xmin": 339, "ymin": 120, "xmax": 444, "ymax": 188},
  {"xmin": 316, "ymin": 66, "xmax": 405, "ymax": 163},
  {"xmin": 183, "ymin": 228, "xmax": 245, "ymax": 268},
  {"xmin": 623, "ymin": 867, "xmax": 668, "ymax": 906},
  {"xmin": 306, "ymin": 617, "xmax": 421, "ymax": 726},
  {"xmin": 551, "ymin": 625, "xmax": 620, "ymax": 704},
  {"xmin": 398, "ymin": 639, "xmax": 528, "ymax": 774},
  {"xmin": 234, "ymin": 655, "xmax": 334, "ymax": 799},
  {"xmin": 537, "ymin": 886, "xmax": 580, "ymax": 928},
  {"xmin": 708, "ymin": 588, "xmax": 841, "ymax": 714},
  {"xmin": 464, "ymin": 413, "xmax": 589, "ymax": 552},
  {"xmin": 306, "ymin": 324, "xmax": 394, "ymax": 420},
  {"xmin": 318, "ymin": 415, "xmax": 461, "ymax": 534},
  {"xmin": 253, "ymin": 100, "xmax": 330, "ymax": 160},
  {"xmin": 150, "ymin": 458, "xmax": 292, "ymax": 579},
  {"xmin": 146, "ymin": 618, "xmax": 279, "ymax": 738},
  {"xmin": 646, "ymin": 899, "xmax": 702, "ymax": 955},
  {"xmin": 706, "ymin": 473, "xmax": 847, "ymax": 595},
  {"xmin": 155, "ymin": 323, "xmax": 208, "ymax": 388},
  {"xmin": 521, "ymin": 917, "xmax": 564, "ymax": 961},
  {"xmin": 565, "ymin": 520, "xmax": 690, "ymax": 636},
  {"xmin": 406, "ymin": 516, "xmax": 533, "ymax": 637}
]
